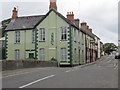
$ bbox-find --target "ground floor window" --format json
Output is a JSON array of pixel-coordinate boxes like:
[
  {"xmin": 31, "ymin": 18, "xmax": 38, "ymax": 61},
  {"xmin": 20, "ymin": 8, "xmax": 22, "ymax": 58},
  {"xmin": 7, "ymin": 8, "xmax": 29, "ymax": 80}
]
[
  {"xmin": 74, "ymin": 48, "xmax": 77, "ymax": 61},
  {"xmin": 78, "ymin": 49, "xmax": 80, "ymax": 62},
  {"xmin": 15, "ymin": 49, "xmax": 20, "ymax": 60},
  {"xmin": 39, "ymin": 48, "xmax": 45, "ymax": 60},
  {"xmin": 61, "ymin": 48, "xmax": 67, "ymax": 61}
]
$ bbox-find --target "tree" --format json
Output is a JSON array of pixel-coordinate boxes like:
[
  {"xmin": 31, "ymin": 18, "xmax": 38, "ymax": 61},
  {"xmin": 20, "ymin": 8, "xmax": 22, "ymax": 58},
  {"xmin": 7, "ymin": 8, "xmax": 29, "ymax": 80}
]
[
  {"xmin": 103, "ymin": 43, "xmax": 118, "ymax": 55},
  {"xmin": 1, "ymin": 18, "xmax": 11, "ymax": 37}
]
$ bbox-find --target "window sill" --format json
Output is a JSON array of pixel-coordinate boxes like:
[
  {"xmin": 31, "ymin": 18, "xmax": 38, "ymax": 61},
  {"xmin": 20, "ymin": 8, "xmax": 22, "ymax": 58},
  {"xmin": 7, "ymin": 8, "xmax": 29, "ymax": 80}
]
[
  {"xmin": 14, "ymin": 43, "xmax": 21, "ymax": 44},
  {"xmin": 39, "ymin": 41, "xmax": 45, "ymax": 42},
  {"xmin": 60, "ymin": 40, "xmax": 67, "ymax": 42}
]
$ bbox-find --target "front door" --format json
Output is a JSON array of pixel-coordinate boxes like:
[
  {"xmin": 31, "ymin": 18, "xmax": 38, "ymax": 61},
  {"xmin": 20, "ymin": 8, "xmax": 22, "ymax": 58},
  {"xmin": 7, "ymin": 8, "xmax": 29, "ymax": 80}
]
[
  {"xmin": 78, "ymin": 49, "xmax": 80, "ymax": 64},
  {"xmin": 29, "ymin": 53, "xmax": 34, "ymax": 59}
]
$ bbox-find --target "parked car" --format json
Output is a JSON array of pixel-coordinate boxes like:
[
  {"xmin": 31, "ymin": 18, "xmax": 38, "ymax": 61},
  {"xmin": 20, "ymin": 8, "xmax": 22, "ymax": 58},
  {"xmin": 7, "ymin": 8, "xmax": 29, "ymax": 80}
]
[{"xmin": 115, "ymin": 52, "xmax": 120, "ymax": 59}]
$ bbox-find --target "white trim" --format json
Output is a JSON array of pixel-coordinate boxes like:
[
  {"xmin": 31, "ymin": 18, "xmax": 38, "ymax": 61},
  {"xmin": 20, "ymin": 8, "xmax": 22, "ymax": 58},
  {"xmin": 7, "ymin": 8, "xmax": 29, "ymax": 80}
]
[
  {"xmin": 0, "ymin": 37, "xmax": 5, "ymax": 41},
  {"xmin": 49, "ymin": 48, "xmax": 56, "ymax": 50}
]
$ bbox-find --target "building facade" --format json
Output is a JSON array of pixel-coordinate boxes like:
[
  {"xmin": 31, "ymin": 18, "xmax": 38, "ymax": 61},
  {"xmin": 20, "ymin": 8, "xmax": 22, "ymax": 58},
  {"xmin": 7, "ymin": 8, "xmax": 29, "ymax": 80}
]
[
  {"xmin": 4, "ymin": 0, "xmax": 101, "ymax": 66},
  {"xmin": 5, "ymin": 5, "xmax": 86, "ymax": 66}
]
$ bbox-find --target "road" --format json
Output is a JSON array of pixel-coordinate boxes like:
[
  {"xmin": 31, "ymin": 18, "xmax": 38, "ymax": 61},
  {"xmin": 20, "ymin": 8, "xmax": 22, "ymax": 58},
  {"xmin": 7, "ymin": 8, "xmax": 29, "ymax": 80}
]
[{"xmin": 2, "ymin": 55, "xmax": 118, "ymax": 88}]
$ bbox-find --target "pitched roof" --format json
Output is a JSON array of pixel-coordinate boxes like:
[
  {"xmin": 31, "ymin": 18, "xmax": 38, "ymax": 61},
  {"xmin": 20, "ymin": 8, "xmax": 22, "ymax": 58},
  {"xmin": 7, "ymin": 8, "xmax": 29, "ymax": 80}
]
[
  {"xmin": 5, "ymin": 9, "xmax": 97, "ymax": 40},
  {"xmin": 5, "ymin": 15, "xmax": 45, "ymax": 31},
  {"xmin": 49, "ymin": 9, "xmax": 79, "ymax": 29},
  {"xmin": 5, "ymin": 9, "xmax": 79, "ymax": 31},
  {"xmin": 80, "ymin": 27, "xmax": 95, "ymax": 39}
]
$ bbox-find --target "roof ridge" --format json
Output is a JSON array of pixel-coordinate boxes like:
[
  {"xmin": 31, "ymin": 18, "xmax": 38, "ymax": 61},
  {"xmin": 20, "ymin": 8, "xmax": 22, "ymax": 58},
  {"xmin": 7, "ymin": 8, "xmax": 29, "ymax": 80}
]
[{"xmin": 17, "ymin": 15, "xmax": 45, "ymax": 18}]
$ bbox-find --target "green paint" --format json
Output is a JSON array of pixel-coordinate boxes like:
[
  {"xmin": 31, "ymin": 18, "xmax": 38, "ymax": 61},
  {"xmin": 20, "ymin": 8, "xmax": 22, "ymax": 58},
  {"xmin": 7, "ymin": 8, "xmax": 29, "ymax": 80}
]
[
  {"xmin": 35, "ymin": 28, "xmax": 38, "ymax": 59},
  {"xmin": 5, "ymin": 32, "xmax": 8, "ymax": 59},
  {"xmin": 69, "ymin": 25, "xmax": 73, "ymax": 66}
]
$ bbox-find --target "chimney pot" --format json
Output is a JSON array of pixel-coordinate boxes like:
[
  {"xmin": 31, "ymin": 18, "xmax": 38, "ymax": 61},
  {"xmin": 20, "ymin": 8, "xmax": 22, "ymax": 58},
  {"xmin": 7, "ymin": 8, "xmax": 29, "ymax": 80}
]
[
  {"xmin": 81, "ymin": 22, "xmax": 87, "ymax": 26},
  {"xmin": 89, "ymin": 28, "xmax": 92, "ymax": 33},
  {"xmin": 72, "ymin": 12, "xmax": 73, "ymax": 15},
  {"xmin": 87, "ymin": 26, "xmax": 89, "ymax": 30},
  {"xmin": 66, "ymin": 11, "xmax": 74, "ymax": 22},
  {"xmin": 12, "ymin": 7, "xmax": 18, "ymax": 19}
]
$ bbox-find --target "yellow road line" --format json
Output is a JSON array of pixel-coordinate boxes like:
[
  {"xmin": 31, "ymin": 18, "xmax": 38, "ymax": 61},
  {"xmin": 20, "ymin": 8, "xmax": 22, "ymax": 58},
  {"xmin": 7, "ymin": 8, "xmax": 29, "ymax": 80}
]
[{"xmin": 1, "ymin": 67, "xmax": 54, "ymax": 79}]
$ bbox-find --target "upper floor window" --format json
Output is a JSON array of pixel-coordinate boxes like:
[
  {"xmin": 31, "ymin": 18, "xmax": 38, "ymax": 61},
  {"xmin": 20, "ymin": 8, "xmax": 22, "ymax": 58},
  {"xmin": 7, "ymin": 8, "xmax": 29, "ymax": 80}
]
[
  {"xmin": 32, "ymin": 30, "xmax": 35, "ymax": 43},
  {"xmin": 74, "ymin": 48, "xmax": 77, "ymax": 60},
  {"xmin": 15, "ymin": 31, "xmax": 20, "ymax": 43},
  {"xmin": 60, "ymin": 27, "xmax": 67, "ymax": 41},
  {"xmin": 39, "ymin": 28, "xmax": 45, "ymax": 41}
]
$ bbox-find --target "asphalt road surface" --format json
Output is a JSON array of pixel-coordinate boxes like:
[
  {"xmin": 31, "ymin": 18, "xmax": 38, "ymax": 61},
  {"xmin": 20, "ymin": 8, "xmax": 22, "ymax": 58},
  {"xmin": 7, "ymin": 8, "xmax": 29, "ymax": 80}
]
[{"xmin": 2, "ymin": 55, "xmax": 118, "ymax": 88}]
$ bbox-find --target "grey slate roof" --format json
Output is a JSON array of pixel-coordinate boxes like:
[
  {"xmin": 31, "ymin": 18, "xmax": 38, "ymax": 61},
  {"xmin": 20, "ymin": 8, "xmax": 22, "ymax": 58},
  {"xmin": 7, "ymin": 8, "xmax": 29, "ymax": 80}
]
[
  {"xmin": 5, "ymin": 9, "xmax": 79, "ymax": 31},
  {"xmin": 5, "ymin": 9, "xmax": 96, "ymax": 39},
  {"xmin": 5, "ymin": 15, "xmax": 45, "ymax": 30},
  {"xmin": 80, "ymin": 27, "xmax": 95, "ymax": 39}
]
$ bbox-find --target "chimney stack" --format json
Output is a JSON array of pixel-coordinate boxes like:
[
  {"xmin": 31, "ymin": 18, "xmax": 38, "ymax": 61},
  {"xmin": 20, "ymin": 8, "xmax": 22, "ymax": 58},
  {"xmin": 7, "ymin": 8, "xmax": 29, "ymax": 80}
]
[
  {"xmin": 87, "ymin": 26, "xmax": 89, "ymax": 30},
  {"xmin": 81, "ymin": 22, "xmax": 87, "ymax": 27},
  {"xmin": 49, "ymin": 0, "xmax": 57, "ymax": 10},
  {"xmin": 89, "ymin": 28, "xmax": 92, "ymax": 33},
  {"xmin": 67, "ymin": 12, "xmax": 74, "ymax": 22},
  {"xmin": 12, "ymin": 7, "xmax": 18, "ymax": 19}
]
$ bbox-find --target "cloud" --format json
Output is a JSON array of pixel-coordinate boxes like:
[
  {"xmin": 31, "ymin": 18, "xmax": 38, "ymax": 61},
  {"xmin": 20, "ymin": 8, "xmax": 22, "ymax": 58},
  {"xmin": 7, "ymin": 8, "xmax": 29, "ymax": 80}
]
[{"xmin": 0, "ymin": 0, "xmax": 119, "ymax": 45}]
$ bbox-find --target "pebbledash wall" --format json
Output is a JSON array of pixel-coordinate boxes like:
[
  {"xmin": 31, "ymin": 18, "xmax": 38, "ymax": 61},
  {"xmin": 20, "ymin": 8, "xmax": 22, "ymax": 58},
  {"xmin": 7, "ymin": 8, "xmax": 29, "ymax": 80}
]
[{"xmin": 5, "ymin": 10, "xmax": 86, "ymax": 66}]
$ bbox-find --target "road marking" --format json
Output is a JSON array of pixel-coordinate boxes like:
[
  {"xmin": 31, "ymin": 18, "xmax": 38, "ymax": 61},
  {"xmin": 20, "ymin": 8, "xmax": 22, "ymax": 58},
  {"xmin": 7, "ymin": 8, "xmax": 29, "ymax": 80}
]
[
  {"xmin": 114, "ymin": 63, "xmax": 118, "ymax": 70},
  {"xmin": 114, "ymin": 63, "xmax": 117, "ymax": 67},
  {"xmin": 107, "ymin": 60, "xmax": 112, "ymax": 63},
  {"xmin": 19, "ymin": 75, "xmax": 55, "ymax": 88},
  {"xmin": 65, "ymin": 70, "xmax": 71, "ymax": 72},
  {"xmin": 114, "ymin": 65, "xmax": 118, "ymax": 69},
  {"xmin": 65, "ymin": 69, "xmax": 78, "ymax": 73}
]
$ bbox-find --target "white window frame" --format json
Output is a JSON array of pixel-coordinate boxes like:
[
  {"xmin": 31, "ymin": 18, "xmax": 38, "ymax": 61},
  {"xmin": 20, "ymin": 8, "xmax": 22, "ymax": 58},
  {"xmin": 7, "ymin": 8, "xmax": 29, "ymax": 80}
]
[
  {"xmin": 60, "ymin": 27, "xmax": 67, "ymax": 41},
  {"xmin": 74, "ymin": 29, "xmax": 77, "ymax": 41},
  {"xmin": 39, "ymin": 28, "xmax": 45, "ymax": 41},
  {"xmin": 15, "ymin": 31, "xmax": 20, "ymax": 43},
  {"xmin": 61, "ymin": 48, "xmax": 67, "ymax": 61},
  {"xmin": 32, "ymin": 30, "xmax": 35, "ymax": 43},
  {"xmin": 74, "ymin": 48, "xmax": 76, "ymax": 60},
  {"xmin": 15, "ymin": 49, "xmax": 20, "ymax": 60},
  {"xmin": 39, "ymin": 48, "xmax": 45, "ymax": 60}
]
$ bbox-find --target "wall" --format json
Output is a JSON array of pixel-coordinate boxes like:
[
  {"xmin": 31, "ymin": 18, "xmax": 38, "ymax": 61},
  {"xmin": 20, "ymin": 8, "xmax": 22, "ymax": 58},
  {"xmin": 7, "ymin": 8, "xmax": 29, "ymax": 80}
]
[
  {"xmin": 2, "ymin": 60, "xmax": 58, "ymax": 71},
  {"xmin": 98, "ymin": 39, "xmax": 101, "ymax": 58},
  {"xmin": 6, "ymin": 10, "xmax": 86, "ymax": 66},
  {"xmin": 37, "ymin": 11, "xmax": 69, "ymax": 64},
  {"xmin": 7, "ymin": 30, "xmax": 35, "ymax": 60}
]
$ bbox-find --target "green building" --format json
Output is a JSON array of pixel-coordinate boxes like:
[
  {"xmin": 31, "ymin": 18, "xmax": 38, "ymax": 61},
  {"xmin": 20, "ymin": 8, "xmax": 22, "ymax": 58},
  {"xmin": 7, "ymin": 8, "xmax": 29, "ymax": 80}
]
[
  {"xmin": 4, "ymin": 0, "xmax": 101, "ymax": 66},
  {"xmin": 5, "ymin": 0, "xmax": 87, "ymax": 66}
]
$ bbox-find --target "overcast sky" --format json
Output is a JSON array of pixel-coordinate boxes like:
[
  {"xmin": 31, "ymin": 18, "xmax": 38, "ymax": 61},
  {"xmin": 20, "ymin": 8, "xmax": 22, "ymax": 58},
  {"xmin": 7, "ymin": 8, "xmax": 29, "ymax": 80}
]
[{"xmin": 0, "ymin": 0, "xmax": 119, "ymax": 45}]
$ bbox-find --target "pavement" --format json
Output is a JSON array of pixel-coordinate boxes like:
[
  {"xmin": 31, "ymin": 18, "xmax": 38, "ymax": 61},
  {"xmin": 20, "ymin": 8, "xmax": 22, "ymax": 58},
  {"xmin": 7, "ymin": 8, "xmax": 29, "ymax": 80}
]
[{"xmin": 2, "ymin": 55, "xmax": 118, "ymax": 88}]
